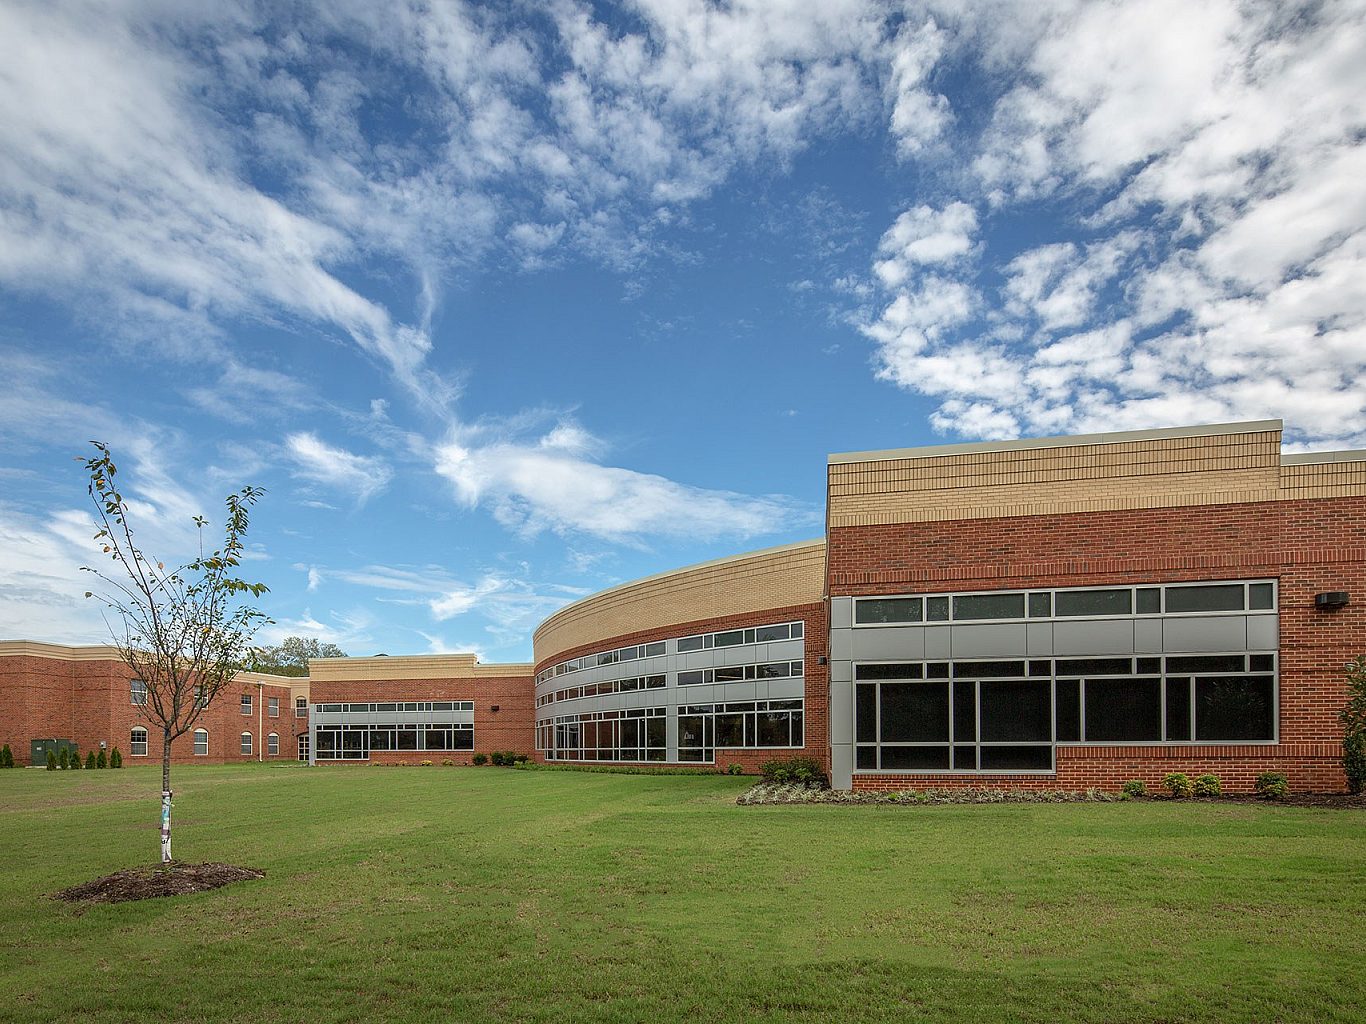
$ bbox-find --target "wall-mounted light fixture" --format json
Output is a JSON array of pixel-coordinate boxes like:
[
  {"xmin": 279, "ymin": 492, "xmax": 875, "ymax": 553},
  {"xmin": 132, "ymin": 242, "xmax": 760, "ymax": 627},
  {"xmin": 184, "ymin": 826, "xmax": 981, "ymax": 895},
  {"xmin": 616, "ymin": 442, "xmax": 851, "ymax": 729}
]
[
  {"xmin": 817, "ymin": 656, "xmax": 829, "ymax": 665},
  {"xmin": 1315, "ymin": 591, "xmax": 1350, "ymax": 609},
  {"xmin": 490, "ymin": 704, "xmax": 501, "ymax": 713}
]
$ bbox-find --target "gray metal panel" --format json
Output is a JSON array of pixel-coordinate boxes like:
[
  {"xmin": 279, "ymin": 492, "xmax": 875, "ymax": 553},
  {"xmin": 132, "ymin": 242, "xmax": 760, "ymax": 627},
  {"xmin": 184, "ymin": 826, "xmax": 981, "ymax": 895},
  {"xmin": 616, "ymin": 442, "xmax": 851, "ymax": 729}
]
[
  {"xmin": 1053, "ymin": 619, "xmax": 1136, "ymax": 656},
  {"xmin": 681, "ymin": 651, "xmax": 715, "ymax": 670},
  {"xmin": 1163, "ymin": 615, "xmax": 1249, "ymax": 652},
  {"xmin": 830, "ymin": 659, "xmax": 853, "ymax": 683},
  {"xmin": 951, "ymin": 623, "xmax": 1028, "ymax": 658},
  {"xmin": 767, "ymin": 639, "xmax": 803, "ymax": 661},
  {"xmin": 717, "ymin": 681, "xmax": 760, "ymax": 702},
  {"xmin": 851, "ymin": 625, "xmax": 925, "ymax": 661},
  {"xmin": 831, "ymin": 744, "xmax": 854, "ymax": 790},
  {"xmin": 1247, "ymin": 614, "xmax": 1278, "ymax": 650},
  {"xmin": 830, "ymin": 679, "xmax": 852, "ymax": 747},
  {"xmin": 768, "ymin": 678, "xmax": 805, "ymax": 700},
  {"xmin": 924, "ymin": 626, "xmax": 951, "ymax": 659},
  {"xmin": 1134, "ymin": 618, "xmax": 1163, "ymax": 653},
  {"xmin": 830, "ymin": 627, "xmax": 852, "ymax": 662},
  {"xmin": 1026, "ymin": 622, "xmax": 1053, "ymax": 656},
  {"xmin": 831, "ymin": 597, "xmax": 853, "ymax": 629}
]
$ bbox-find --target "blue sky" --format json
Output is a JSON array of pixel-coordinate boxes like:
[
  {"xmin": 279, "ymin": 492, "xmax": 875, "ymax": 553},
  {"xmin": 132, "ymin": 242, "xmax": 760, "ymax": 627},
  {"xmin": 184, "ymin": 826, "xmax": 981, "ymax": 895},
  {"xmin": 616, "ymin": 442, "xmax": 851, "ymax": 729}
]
[{"xmin": 2, "ymin": 0, "xmax": 1364, "ymax": 661}]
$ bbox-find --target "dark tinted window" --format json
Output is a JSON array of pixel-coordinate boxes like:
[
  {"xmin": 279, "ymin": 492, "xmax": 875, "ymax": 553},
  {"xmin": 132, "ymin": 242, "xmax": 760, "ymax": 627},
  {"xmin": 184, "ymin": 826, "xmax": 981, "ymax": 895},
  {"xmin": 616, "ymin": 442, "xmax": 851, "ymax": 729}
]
[
  {"xmin": 979, "ymin": 746, "xmax": 1052, "ymax": 770},
  {"xmin": 953, "ymin": 745, "xmax": 977, "ymax": 770},
  {"xmin": 1136, "ymin": 588, "xmax": 1161, "ymax": 613},
  {"xmin": 1055, "ymin": 589, "xmax": 1132, "ymax": 616},
  {"xmin": 1084, "ymin": 678, "xmax": 1162, "ymax": 741},
  {"xmin": 1167, "ymin": 655, "xmax": 1245, "ymax": 673},
  {"xmin": 880, "ymin": 682, "xmax": 949, "ymax": 743},
  {"xmin": 1165, "ymin": 585, "xmax": 1244, "ymax": 612},
  {"xmin": 1056, "ymin": 658, "xmax": 1132, "ymax": 676},
  {"xmin": 979, "ymin": 681, "xmax": 1051, "ymax": 742},
  {"xmin": 856, "ymin": 663, "xmax": 923, "ymax": 680},
  {"xmin": 677, "ymin": 636, "xmax": 704, "ymax": 652},
  {"xmin": 1248, "ymin": 583, "xmax": 1275, "ymax": 610},
  {"xmin": 881, "ymin": 745, "xmax": 950, "ymax": 770},
  {"xmin": 926, "ymin": 596, "xmax": 950, "ymax": 621},
  {"xmin": 856, "ymin": 745, "xmax": 878, "ymax": 769},
  {"xmin": 1055, "ymin": 679, "xmax": 1081, "ymax": 742},
  {"xmin": 856, "ymin": 598, "xmax": 922, "ymax": 624},
  {"xmin": 1165, "ymin": 678, "xmax": 1191, "ymax": 741},
  {"xmin": 1028, "ymin": 592, "xmax": 1052, "ymax": 617},
  {"xmin": 954, "ymin": 593, "xmax": 1026, "ymax": 620},
  {"xmin": 954, "ymin": 661, "xmax": 1026, "ymax": 679},
  {"xmin": 953, "ymin": 681, "xmax": 976, "ymax": 742},
  {"xmin": 713, "ymin": 630, "xmax": 745, "ymax": 648},
  {"xmin": 1195, "ymin": 676, "xmax": 1275, "ymax": 740},
  {"xmin": 855, "ymin": 684, "xmax": 877, "ymax": 743}
]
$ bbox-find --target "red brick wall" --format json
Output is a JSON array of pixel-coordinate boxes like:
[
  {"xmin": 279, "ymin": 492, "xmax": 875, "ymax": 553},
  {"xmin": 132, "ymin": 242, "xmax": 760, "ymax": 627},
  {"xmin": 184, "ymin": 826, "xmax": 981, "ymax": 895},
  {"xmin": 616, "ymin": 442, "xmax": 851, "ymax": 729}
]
[
  {"xmin": 0, "ymin": 654, "xmax": 302, "ymax": 765},
  {"xmin": 533, "ymin": 602, "xmax": 829, "ymax": 774},
  {"xmin": 831, "ymin": 496, "xmax": 1366, "ymax": 793},
  {"xmin": 310, "ymin": 674, "xmax": 533, "ymax": 765}
]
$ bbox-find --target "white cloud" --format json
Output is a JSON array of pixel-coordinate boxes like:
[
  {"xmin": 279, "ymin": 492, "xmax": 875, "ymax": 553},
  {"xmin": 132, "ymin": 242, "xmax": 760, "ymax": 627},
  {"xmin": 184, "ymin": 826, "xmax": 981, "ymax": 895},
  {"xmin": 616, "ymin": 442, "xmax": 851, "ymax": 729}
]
[
  {"xmin": 433, "ymin": 427, "xmax": 812, "ymax": 544},
  {"xmin": 284, "ymin": 433, "xmax": 392, "ymax": 503},
  {"xmin": 857, "ymin": 0, "xmax": 1366, "ymax": 446}
]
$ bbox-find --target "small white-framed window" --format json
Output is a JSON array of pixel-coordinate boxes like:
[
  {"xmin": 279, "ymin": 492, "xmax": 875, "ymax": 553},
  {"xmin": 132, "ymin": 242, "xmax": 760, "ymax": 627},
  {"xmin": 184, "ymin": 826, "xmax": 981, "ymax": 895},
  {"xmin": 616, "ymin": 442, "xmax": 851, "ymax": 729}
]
[
  {"xmin": 268, "ymin": 696, "xmax": 280, "ymax": 718},
  {"xmin": 193, "ymin": 729, "xmax": 209, "ymax": 756},
  {"xmin": 131, "ymin": 727, "xmax": 148, "ymax": 757},
  {"xmin": 298, "ymin": 733, "xmax": 310, "ymax": 761},
  {"xmin": 267, "ymin": 732, "xmax": 279, "ymax": 756},
  {"xmin": 241, "ymin": 693, "xmax": 252, "ymax": 715},
  {"xmin": 130, "ymin": 679, "xmax": 148, "ymax": 705},
  {"xmin": 240, "ymin": 732, "xmax": 253, "ymax": 755},
  {"xmin": 194, "ymin": 685, "xmax": 207, "ymax": 708},
  {"xmin": 295, "ymin": 696, "xmax": 307, "ymax": 717}
]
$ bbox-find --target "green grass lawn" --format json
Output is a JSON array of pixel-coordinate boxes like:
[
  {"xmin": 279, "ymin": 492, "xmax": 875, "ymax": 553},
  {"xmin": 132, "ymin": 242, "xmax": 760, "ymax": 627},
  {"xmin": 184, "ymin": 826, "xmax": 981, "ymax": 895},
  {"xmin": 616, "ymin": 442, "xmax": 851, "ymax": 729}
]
[{"xmin": 2, "ymin": 765, "xmax": 1363, "ymax": 1023}]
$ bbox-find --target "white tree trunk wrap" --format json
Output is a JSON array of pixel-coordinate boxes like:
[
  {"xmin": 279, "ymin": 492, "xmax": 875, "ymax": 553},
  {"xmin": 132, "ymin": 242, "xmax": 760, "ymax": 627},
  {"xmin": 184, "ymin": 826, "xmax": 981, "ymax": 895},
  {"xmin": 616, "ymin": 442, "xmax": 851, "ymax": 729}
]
[{"xmin": 160, "ymin": 789, "xmax": 172, "ymax": 863}]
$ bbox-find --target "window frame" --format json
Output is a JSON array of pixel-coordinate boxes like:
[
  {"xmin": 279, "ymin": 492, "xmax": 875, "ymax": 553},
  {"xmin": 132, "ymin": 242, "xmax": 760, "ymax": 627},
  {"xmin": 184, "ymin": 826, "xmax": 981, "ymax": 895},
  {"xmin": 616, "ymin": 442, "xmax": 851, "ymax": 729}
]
[
  {"xmin": 193, "ymin": 729, "xmax": 209, "ymax": 756},
  {"xmin": 267, "ymin": 732, "xmax": 279, "ymax": 756},
  {"xmin": 129, "ymin": 679, "xmax": 148, "ymax": 706},
  {"xmin": 240, "ymin": 693, "xmax": 252, "ymax": 716},
  {"xmin": 130, "ymin": 726, "xmax": 149, "ymax": 757},
  {"xmin": 240, "ymin": 732, "xmax": 253, "ymax": 755}
]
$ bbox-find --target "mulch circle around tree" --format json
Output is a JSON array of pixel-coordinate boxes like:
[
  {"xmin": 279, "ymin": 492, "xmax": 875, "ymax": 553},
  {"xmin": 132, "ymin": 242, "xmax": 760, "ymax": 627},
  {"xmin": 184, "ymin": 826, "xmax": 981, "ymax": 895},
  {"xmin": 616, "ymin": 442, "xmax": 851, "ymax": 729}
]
[{"xmin": 52, "ymin": 862, "xmax": 264, "ymax": 905}]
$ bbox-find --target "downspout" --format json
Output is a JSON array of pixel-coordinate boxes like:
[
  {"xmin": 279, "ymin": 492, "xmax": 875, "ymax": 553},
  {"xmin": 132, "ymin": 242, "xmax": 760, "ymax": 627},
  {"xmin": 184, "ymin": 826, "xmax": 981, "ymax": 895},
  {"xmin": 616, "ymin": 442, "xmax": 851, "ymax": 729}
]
[{"xmin": 257, "ymin": 680, "xmax": 263, "ymax": 762}]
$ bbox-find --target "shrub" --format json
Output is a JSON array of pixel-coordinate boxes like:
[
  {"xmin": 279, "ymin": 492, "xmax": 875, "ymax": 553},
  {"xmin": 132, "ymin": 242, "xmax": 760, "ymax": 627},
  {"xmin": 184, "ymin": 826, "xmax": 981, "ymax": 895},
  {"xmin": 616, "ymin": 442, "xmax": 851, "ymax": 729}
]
[
  {"xmin": 1255, "ymin": 771, "xmax": 1289, "ymax": 800},
  {"xmin": 86, "ymin": 751, "xmax": 97, "ymax": 770},
  {"xmin": 96, "ymin": 748, "xmax": 107, "ymax": 769},
  {"xmin": 1162, "ymin": 772, "xmax": 1192, "ymax": 798},
  {"xmin": 57, "ymin": 747, "xmax": 69, "ymax": 770},
  {"xmin": 419, "ymin": 759, "xmax": 434, "ymax": 767},
  {"xmin": 726, "ymin": 763, "xmax": 744, "ymax": 776},
  {"xmin": 513, "ymin": 753, "xmax": 529, "ymax": 764},
  {"xmin": 1341, "ymin": 656, "xmax": 1366, "ymax": 794},
  {"xmin": 68, "ymin": 748, "xmax": 80, "ymax": 770},
  {"xmin": 760, "ymin": 756, "xmax": 827, "ymax": 787},
  {"xmin": 110, "ymin": 748, "xmax": 123, "ymax": 768},
  {"xmin": 490, "ymin": 751, "xmax": 506, "ymax": 766},
  {"xmin": 472, "ymin": 753, "xmax": 488, "ymax": 766},
  {"xmin": 47, "ymin": 750, "xmax": 57, "ymax": 771},
  {"xmin": 441, "ymin": 758, "xmax": 454, "ymax": 767},
  {"xmin": 1120, "ymin": 779, "xmax": 1147, "ymax": 799},
  {"xmin": 0, "ymin": 744, "xmax": 12, "ymax": 768},
  {"xmin": 1193, "ymin": 774, "xmax": 1221, "ymax": 797}
]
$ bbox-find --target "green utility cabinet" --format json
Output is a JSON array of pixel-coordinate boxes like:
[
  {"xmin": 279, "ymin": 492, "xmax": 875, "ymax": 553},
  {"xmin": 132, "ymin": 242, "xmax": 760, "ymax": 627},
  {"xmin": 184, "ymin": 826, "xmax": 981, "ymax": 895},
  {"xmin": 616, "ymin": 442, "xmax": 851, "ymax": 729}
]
[{"xmin": 29, "ymin": 738, "xmax": 78, "ymax": 766}]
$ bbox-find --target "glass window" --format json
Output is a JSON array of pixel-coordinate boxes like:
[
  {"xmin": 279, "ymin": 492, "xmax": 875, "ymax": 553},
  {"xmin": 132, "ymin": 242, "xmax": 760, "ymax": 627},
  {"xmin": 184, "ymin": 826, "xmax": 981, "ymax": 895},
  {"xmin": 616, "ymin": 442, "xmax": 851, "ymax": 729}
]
[
  {"xmin": 1165, "ymin": 679, "xmax": 1192, "ymax": 741},
  {"xmin": 1055, "ymin": 589, "xmax": 1132, "ymax": 617},
  {"xmin": 952, "ymin": 681, "xmax": 975, "ymax": 742},
  {"xmin": 240, "ymin": 732, "xmax": 252, "ymax": 755},
  {"xmin": 1195, "ymin": 677, "xmax": 1275, "ymax": 740},
  {"xmin": 295, "ymin": 696, "xmax": 307, "ymax": 717},
  {"xmin": 130, "ymin": 679, "xmax": 148, "ymax": 706},
  {"xmin": 856, "ymin": 663, "xmax": 923, "ymax": 680},
  {"xmin": 979, "ymin": 681, "xmax": 1051, "ymax": 742},
  {"xmin": 879, "ymin": 682, "xmax": 949, "ymax": 743},
  {"xmin": 240, "ymin": 694, "xmax": 252, "ymax": 715},
  {"xmin": 676, "ymin": 636, "xmax": 704, "ymax": 652},
  {"xmin": 1136, "ymin": 588, "xmax": 1161, "ymax": 613},
  {"xmin": 130, "ymin": 727, "xmax": 148, "ymax": 756},
  {"xmin": 791, "ymin": 622, "xmax": 804, "ymax": 639},
  {"xmin": 267, "ymin": 733, "xmax": 279, "ymax": 756},
  {"xmin": 953, "ymin": 593, "xmax": 1026, "ymax": 620},
  {"xmin": 1167, "ymin": 655, "xmax": 1245, "ymax": 673},
  {"xmin": 268, "ymin": 697, "xmax": 279, "ymax": 718},
  {"xmin": 758, "ymin": 713, "xmax": 792, "ymax": 747},
  {"xmin": 980, "ymin": 746, "xmax": 1052, "ymax": 771},
  {"xmin": 926, "ymin": 596, "xmax": 950, "ymax": 622},
  {"xmin": 1055, "ymin": 679, "xmax": 1081, "ymax": 742},
  {"xmin": 1165, "ymin": 584, "xmax": 1244, "ymax": 613},
  {"xmin": 1056, "ymin": 658, "xmax": 1132, "ymax": 676},
  {"xmin": 714, "ymin": 666, "xmax": 745, "ymax": 683},
  {"xmin": 712, "ymin": 630, "xmax": 745, "ymax": 648},
  {"xmin": 677, "ymin": 670, "xmax": 707, "ymax": 686},
  {"xmin": 1028, "ymin": 592, "xmax": 1052, "ymax": 618},
  {"xmin": 193, "ymin": 729, "xmax": 208, "ymax": 756},
  {"xmin": 881, "ymin": 746, "xmax": 950, "ymax": 770},
  {"xmin": 645, "ymin": 642, "xmax": 666, "ymax": 657},
  {"xmin": 953, "ymin": 661, "xmax": 1026, "ymax": 679},
  {"xmin": 715, "ymin": 714, "xmax": 745, "ymax": 748},
  {"xmin": 855, "ymin": 684, "xmax": 877, "ymax": 743},
  {"xmin": 856, "ymin": 598, "xmax": 922, "ymax": 624},
  {"xmin": 1249, "ymin": 583, "xmax": 1275, "ymax": 610},
  {"xmin": 1083, "ymin": 679, "xmax": 1162, "ymax": 741},
  {"xmin": 753, "ymin": 624, "xmax": 790, "ymax": 641}
]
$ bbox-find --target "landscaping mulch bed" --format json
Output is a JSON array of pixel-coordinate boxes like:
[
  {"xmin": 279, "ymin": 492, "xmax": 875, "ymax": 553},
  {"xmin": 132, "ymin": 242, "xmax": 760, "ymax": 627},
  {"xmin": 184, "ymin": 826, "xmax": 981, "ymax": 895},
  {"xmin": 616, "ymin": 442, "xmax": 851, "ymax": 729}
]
[
  {"xmin": 52, "ymin": 862, "xmax": 264, "ymax": 904},
  {"xmin": 737, "ymin": 782, "xmax": 1366, "ymax": 808}
]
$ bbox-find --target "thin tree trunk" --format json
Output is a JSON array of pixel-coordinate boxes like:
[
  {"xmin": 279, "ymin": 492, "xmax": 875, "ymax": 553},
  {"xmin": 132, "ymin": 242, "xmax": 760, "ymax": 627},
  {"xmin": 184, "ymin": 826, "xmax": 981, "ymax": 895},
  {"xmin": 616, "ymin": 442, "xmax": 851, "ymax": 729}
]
[{"xmin": 160, "ymin": 729, "xmax": 173, "ymax": 865}]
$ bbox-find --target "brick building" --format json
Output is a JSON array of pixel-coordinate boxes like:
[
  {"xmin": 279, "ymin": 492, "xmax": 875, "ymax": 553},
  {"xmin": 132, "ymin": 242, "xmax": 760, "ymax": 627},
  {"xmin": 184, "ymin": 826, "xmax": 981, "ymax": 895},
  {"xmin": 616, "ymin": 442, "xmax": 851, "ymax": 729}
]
[
  {"xmin": 4, "ymin": 419, "xmax": 1364, "ymax": 792},
  {"xmin": 0, "ymin": 642, "xmax": 307, "ymax": 765}
]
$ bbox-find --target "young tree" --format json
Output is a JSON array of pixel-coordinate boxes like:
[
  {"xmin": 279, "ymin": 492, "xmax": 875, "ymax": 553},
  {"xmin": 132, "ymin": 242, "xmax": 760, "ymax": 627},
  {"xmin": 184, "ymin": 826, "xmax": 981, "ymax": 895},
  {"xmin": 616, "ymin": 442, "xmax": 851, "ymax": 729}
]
[
  {"xmin": 1342, "ymin": 655, "xmax": 1366, "ymax": 794},
  {"xmin": 81, "ymin": 442, "xmax": 270, "ymax": 863}
]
